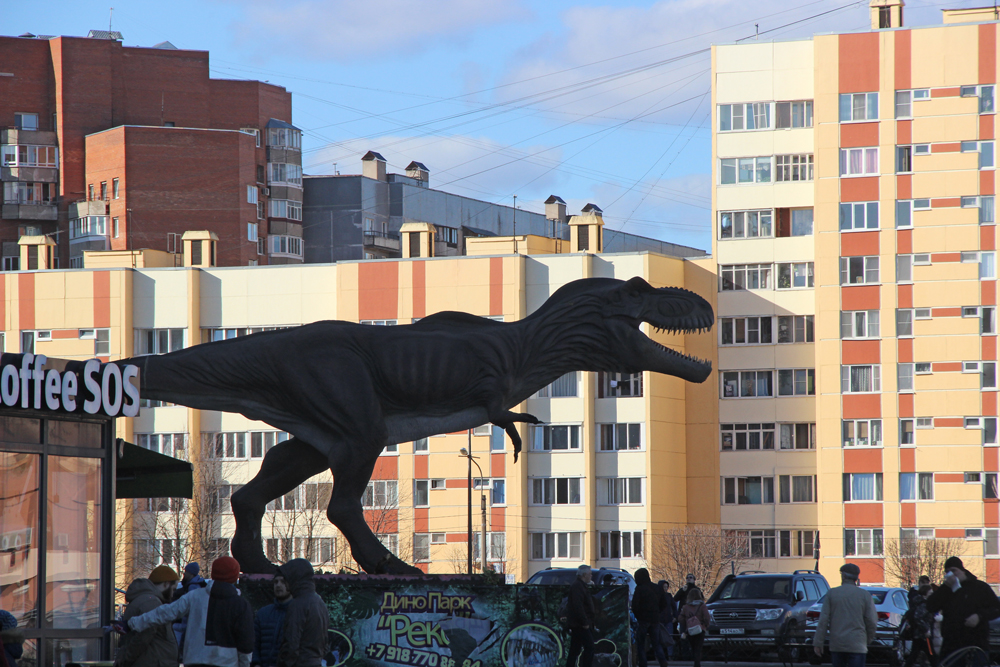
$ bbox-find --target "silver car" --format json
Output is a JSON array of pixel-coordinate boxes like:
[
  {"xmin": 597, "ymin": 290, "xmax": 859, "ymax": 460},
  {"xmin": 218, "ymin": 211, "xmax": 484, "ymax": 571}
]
[{"xmin": 804, "ymin": 587, "xmax": 910, "ymax": 666}]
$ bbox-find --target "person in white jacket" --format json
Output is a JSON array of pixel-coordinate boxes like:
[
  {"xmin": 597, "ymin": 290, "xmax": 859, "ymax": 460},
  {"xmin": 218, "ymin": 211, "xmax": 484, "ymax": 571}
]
[{"xmin": 127, "ymin": 557, "xmax": 254, "ymax": 667}]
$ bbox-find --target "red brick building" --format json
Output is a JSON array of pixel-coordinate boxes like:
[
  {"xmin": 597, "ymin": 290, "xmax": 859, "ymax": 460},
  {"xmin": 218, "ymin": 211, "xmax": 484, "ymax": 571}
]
[{"xmin": 0, "ymin": 33, "xmax": 302, "ymax": 268}]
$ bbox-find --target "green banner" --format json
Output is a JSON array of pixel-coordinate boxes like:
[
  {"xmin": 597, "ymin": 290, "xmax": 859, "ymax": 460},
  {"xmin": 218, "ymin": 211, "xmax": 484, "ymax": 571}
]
[{"xmin": 242, "ymin": 577, "xmax": 629, "ymax": 667}]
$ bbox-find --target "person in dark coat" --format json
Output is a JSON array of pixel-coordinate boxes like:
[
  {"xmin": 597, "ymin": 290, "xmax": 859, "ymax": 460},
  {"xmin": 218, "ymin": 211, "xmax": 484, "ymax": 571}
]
[
  {"xmin": 903, "ymin": 585, "xmax": 939, "ymax": 667},
  {"xmin": 926, "ymin": 556, "xmax": 1000, "ymax": 658},
  {"xmin": 115, "ymin": 565, "xmax": 180, "ymax": 667},
  {"xmin": 0, "ymin": 610, "xmax": 23, "ymax": 667},
  {"xmin": 565, "ymin": 565, "xmax": 596, "ymax": 667},
  {"xmin": 908, "ymin": 576, "xmax": 931, "ymax": 605},
  {"xmin": 657, "ymin": 581, "xmax": 676, "ymax": 658},
  {"xmin": 252, "ymin": 575, "xmax": 292, "ymax": 667},
  {"xmin": 276, "ymin": 559, "xmax": 329, "ymax": 667},
  {"xmin": 631, "ymin": 569, "xmax": 668, "ymax": 667},
  {"xmin": 673, "ymin": 574, "xmax": 699, "ymax": 660}
]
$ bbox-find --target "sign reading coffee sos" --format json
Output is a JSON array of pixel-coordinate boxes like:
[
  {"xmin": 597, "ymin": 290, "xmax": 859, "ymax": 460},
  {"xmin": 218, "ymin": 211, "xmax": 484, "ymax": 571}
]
[{"xmin": 0, "ymin": 353, "xmax": 140, "ymax": 418}]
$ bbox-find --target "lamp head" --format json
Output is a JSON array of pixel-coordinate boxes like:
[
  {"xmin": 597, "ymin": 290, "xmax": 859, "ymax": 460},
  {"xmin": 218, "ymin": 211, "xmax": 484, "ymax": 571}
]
[{"xmin": 459, "ymin": 447, "xmax": 469, "ymax": 457}]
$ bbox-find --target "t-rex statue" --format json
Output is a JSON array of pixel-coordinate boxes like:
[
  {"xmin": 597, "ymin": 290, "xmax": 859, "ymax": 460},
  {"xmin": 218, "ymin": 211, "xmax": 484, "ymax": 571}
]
[{"xmin": 123, "ymin": 276, "xmax": 713, "ymax": 574}]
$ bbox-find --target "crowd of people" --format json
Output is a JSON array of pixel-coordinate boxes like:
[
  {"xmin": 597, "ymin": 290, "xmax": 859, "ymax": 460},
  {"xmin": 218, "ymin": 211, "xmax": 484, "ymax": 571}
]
[{"xmin": 109, "ymin": 556, "xmax": 329, "ymax": 667}]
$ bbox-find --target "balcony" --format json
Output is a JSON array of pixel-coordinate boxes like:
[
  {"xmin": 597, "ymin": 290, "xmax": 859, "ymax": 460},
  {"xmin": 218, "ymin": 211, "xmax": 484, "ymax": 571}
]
[
  {"xmin": 1, "ymin": 129, "xmax": 58, "ymax": 146},
  {"xmin": 1, "ymin": 203, "xmax": 57, "ymax": 221},
  {"xmin": 364, "ymin": 231, "xmax": 400, "ymax": 252},
  {"xmin": 68, "ymin": 200, "xmax": 107, "ymax": 218}
]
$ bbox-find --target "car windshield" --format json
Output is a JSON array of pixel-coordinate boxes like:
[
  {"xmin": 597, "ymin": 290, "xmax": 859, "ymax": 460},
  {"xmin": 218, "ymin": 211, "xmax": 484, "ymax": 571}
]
[
  {"xmin": 527, "ymin": 571, "xmax": 577, "ymax": 586},
  {"xmin": 716, "ymin": 577, "xmax": 791, "ymax": 600}
]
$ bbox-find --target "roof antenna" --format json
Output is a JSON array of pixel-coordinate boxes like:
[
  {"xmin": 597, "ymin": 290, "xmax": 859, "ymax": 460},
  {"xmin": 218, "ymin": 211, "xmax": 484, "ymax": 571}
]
[
  {"xmin": 109, "ymin": 7, "xmax": 114, "ymax": 33},
  {"xmin": 755, "ymin": 23, "xmax": 759, "ymax": 40}
]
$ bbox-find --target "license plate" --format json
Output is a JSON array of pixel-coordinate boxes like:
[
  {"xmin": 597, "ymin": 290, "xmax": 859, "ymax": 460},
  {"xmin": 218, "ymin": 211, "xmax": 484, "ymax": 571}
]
[{"xmin": 720, "ymin": 628, "xmax": 744, "ymax": 635}]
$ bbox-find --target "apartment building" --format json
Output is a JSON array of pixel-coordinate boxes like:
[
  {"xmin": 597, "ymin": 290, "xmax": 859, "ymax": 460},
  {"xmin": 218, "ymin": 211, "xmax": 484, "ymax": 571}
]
[
  {"xmin": 0, "ymin": 215, "xmax": 719, "ymax": 583},
  {"xmin": 713, "ymin": 1, "xmax": 1000, "ymax": 584},
  {"xmin": 0, "ymin": 32, "xmax": 300, "ymax": 268}
]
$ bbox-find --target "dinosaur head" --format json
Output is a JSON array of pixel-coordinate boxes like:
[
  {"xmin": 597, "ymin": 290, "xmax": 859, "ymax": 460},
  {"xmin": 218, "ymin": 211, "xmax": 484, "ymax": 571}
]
[{"xmin": 538, "ymin": 276, "xmax": 714, "ymax": 383}]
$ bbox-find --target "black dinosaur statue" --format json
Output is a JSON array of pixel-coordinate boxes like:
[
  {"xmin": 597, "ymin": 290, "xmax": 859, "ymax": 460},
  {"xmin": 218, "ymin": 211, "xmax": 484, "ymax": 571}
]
[{"xmin": 122, "ymin": 276, "xmax": 713, "ymax": 574}]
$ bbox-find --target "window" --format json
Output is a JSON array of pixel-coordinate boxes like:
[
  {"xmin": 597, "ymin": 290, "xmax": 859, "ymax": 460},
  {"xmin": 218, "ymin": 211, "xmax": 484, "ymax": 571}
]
[
  {"xmin": 776, "ymin": 154, "xmax": 814, "ymax": 182},
  {"xmin": 249, "ymin": 431, "xmax": 289, "ymax": 458},
  {"xmin": 69, "ymin": 216, "xmax": 109, "ymax": 239},
  {"xmin": 112, "ymin": 217, "xmax": 119, "ymax": 238},
  {"xmin": 987, "ymin": 475, "xmax": 999, "ymax": 500},
  {"xmin": 776, "ymin": 262, "xmax": 814, "ymax": 288},
  {"xmin": 896, "ymin": 200, "xmax": 917, "ymax": 228},
  {"xmin": 598, "ymin": 371, "xmax": 643, "ymax": 397},
  {"xmin": 788, "ymin": 208, "xmax": 814, "ymax": 236},
  {"xmin": 1, "ymin": 145, "xmax": 58, "ymax": 167},
  {"xmin": 960, "ymin": 85, "xmax": 996, "ymax": 113},
  {"xmin": 411, "ymin": 438, "xmax": 428, "ymax": 453},
  {"xmin": 983, "ymin": 362, "xmax": 997, "ymax": 389},
  {"xmin": 413, "ymin": 480, "xmax": 429, "ymax": 507},
  {"xmin": 247, "ymin": 222, "xmax": 258, "ymax": 242},
  {"xmin": 531, "ymin": 425, "xmax": 581, "ymax": 451},
  {"xmin": 843, "ymin": 473, "xmax": 884, "ymax": 501},
  {"xmin": 530, "ymin": 478, "xmax": 582, "ymax": 505},
  {"xmin": 840, "ymin": 256, "xmax": 879, "ymax": 284},
  {"xmin": 359, "ymin": 320, "xmax": 397, "ymax": 326},
  {"xmin": 721, "ymin": 423, "xmax": 775, "ymax": 451},
  {"xmin": 840, "ymin": 92, "xmax": 879, "ymax": 122},
  {"xmin": 490, "ymin": 427, "xmax": 505, "ymax": 451},
  {"xmin": 136, "ymin": 433, "xmax": 187, "ymax": 458},
  {"xmin": 267, "ymin": 163, "xmax": 304, "ymax": 186},
  {"xmin": 897, "ymin": 309, "xmax": 913, "ymax": 336},
  {"xmin": 844, "ymin": 528, "xmax": 884, "ymax": 556},
  {"xmin": 983, "ymin": 196, "xmax": 996, "ymax": 224},
  {"xmin": 900, "ymin": 419, "xmax": 915, "ymax": 445},
  {"xmin": 720, "ymin": 264, "xmax": 772, "ymax": 291},
  {"xmin": 2, "ymin": 182, "xmax": 56, "ymax": 205},
  {"xmin": 269, "ymin": 199, "xmax": 303, "ymax": 221},
  {"xmin": 719, "ymin": 209, "xmax": 772, "ymax": 239},
  {"xmin": 779, "ymin": 475, "xmax": 816, "ymax": 503},
  {"xmin": 271, "ymin": 234, "xmax": 303, "ymax": 257},
  {"xmin": 267, "ymin": 127, "xmax": 302, "ymax": 149},
  {"xmin": 599, "ymin": 531, "xmax": 644, "ymax": 559},
  {"xmin": 897, "ymin": 146, "xmax": 913, "ymax": 173},
  {"xmin": 900, "ymin": 473, "xmax": 934, "ymax": 501},
  {"xmin": 535, "ymin": 372, "xmax": 578, "ymax": 397},
  {"xmin": 134, "ymin": 328, "xmax": 184, "ymax": 355},
  {"xmin": 599, "ymin": 478, "xmax": 643, "ymax": 505},
  {"xmin": 377, "ymin": 534, "xmax": 399, "ymax": 556},
  {"xmin": 722, "ymin": 476, "xmax": 774, "ymax": 504},
  {"xmin": 719, "ymin": 157, "xmax": 771, "ymax": 184},
  {"xmin": 842, "ymin": 365, "xmax": 881, "ymax": 393},
  {"xmin": 895, "ymin": 91, "xmax": 912, "ymax": 118},
  {"xmin": 93, "ymin": 328, "xmax": 110, "ymax": 356},
  {"xmin": 731, "ymin": 530, "xmax": 778, "ymax": 558},
  {"xmin": 966, "ymin": 472, "xmax": 983, "ymax": 483},
  {"xmin": 721, "ymin": 370, "xmax": 773, "ymax": 398},
  {"xmin": 917, "ymin": 417, "xmax": 933, "ymax": 429},
  {"xmin": 438, "ymin": 226, "xmax": 460, "ymax": 245},
  {"xmin": 99, "ymin": 181, "xmax": 107, "ymax": 201},
  {"xmin": 843, "ymin": 419, "xmax": 882, "ymax": 447},
  {"xmin": 963, "ymin": 140, "xmax": 996, "ymax": 168},
  {"xmin": 14, "ymin": 113, "xmax": 38, "ymax": 131},
  {"xmin": 840, "ymin": 147, "xmax": 879, "ymax": 176},
  {"xmin": 775, "ymin": 101, "xmax": 813, "ymax": 129},
  {"xmin": 777, "ymin": 530, "xmax": 818, "ymax": 558},
  {"xmin": 840, "ymin": 202, "xmax": 879, "ymax": 230},
  {"xmin": 780, "ymin": 423, "xmax": 815, "ymax": 450},
  {"xmin": 3, "ymin": 257, "xmax": 18, "ymax": 271},
  {"xmin": 430, "ymin": 479, "xmax": 445, "ymax": 490},
  {"xmin": 983, "ymin": 307, "xmax": 996, "ymax": 334},
  {"xmin": 719, "ymin": 102, "xmax": 771, "ymax": 131},
  {"xmin": 985, "ymin": 418, "xmax": 998, "ymax": 445},
  {"xmin": 598, "ymin": 423, "xmax": 642, "ymax": 451},
  {"xmin": 491, "ymin": 479, "xmax": 505, "ymax": 505},
  {"xmin": 720, "ymin": 316, "xmax": 772, "ymax": 345},
  {"xmin": 205, "ymin": 432, "xmax": 247, "ymax": 460},
  {"xmin": 777, "ymin": 369, "xmax": 815, "ymax": 396},
  {"xmin": 430, "ymin": 533, "xmax": 446, "ymax": 544},
  {"xmin": 841, "ymin": 310, "xmax": 880, "ymax": 339},
  {"xmin": 362, "ymin": 480, "xmax": 398, "ymax": 508},
  {"xmin": 898, "ymin": 363, "xmax": 914, "ymax": 391},
  {"xmin": 777, "ymin": 315, "xmax": 813, "ymax": 343},
  {"xmin": 981, "ymin": 252, "xmax": 996, "ymax": 279},
  {"xmin": 530, "ymin": 532, "xmax": 583, "ymax": 560},
  {"xmin": 247, "ymin": 185, "xmax": 257, "ymax": 204},
  {"xmin": 413, "ymin": 534, "xmax": 430, "ymax": 561}
]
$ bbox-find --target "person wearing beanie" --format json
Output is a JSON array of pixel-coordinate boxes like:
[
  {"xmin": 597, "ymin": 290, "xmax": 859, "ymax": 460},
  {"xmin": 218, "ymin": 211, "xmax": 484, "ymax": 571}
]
[
  {"xmin": 252, "ymin": 575, "xmax": 293, "ymax": 667},
  {"xmin": 127, "ymin": 556, "xmax": 254, "ymax": 667},
  {"xmin": 813, "ymin": 563, "xmax": 878, "ymax": 667},
  {"xmin": 926, "ymin": 556, "xmax": 1000, "ymax": 658},
  {"xmin": 0, "ymin": 610, "xmax": 24, "ymax": 667},
  {"xmin": 275, "ymin": 559, "xmax": 328, "ymax": 667},
  {"xmin": 115, "ymin": 565, "xmax": 180, "ymax": 667}
]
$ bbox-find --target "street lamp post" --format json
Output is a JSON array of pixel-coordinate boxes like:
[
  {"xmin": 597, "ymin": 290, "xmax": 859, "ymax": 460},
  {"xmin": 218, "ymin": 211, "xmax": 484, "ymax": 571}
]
[{"xmin": 460, "ymin": 443, "xmax": 486, "ymax": 574}]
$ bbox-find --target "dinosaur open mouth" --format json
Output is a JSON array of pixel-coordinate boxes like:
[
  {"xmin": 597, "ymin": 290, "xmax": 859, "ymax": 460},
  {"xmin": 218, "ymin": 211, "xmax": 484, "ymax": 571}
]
[{"xmin": 644, "ymin": 323, "xmax": 712, "ymax": 369}]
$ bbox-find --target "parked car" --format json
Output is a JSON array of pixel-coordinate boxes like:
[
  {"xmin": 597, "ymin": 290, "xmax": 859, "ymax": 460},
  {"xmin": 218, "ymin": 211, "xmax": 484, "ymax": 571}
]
[
  {"xmin": 803, "ymin": 586, "xmax": 910, "ymax": 666},
  {"xmin": 525, "ymin": 567, "xmax": 636, "ymax": 597},
  {"xmin": 705, "ymin": 570, "xmax": 831, "ymax": 661}
]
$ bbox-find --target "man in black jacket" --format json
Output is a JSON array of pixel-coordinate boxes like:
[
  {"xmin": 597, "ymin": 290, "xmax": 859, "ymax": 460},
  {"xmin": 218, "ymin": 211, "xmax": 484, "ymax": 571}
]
[
  {"xmin": 632, "ymin": 569, "xmax": 668, "ymax": 667},
  {"xmin": 276, "ymin": 559, "xmax": 329, "ymax": 667},
  {"xmin": 926, "ymin": 556, "xmax": 1000, "ymax": 658},
  {"xmin": 566, "ymin": 565, "xmax": 596, "ymax": 667}
]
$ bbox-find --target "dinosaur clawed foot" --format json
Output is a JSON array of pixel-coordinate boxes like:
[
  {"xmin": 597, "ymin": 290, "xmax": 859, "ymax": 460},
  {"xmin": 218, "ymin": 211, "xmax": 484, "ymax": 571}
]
[{"xmin": 232, "ymin": 536, "xmax": 279, "ymax": 575}]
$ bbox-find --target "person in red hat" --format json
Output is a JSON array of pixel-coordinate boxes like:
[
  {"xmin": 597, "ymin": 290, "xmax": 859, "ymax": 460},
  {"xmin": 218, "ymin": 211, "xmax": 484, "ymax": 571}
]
[{"xmin": 125, "ymin": 557, "xmax": 254, "ymax": 667}]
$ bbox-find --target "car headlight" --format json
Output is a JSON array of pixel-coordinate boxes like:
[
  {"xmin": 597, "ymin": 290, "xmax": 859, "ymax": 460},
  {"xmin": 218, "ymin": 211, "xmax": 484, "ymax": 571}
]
[{"xmin": 756, "ymin": 608, "xmax": 784, "ymax": 621}]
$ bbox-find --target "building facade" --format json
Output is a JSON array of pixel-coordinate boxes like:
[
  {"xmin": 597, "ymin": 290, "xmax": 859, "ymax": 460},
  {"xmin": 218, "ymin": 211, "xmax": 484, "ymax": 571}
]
[
  {"xmin": 713, "ymin": 2, "xmax": 1000, "ymax": 584},
  {"xmin": 0, "ymin": 33, "xmax": 301, "ymax": 268}
]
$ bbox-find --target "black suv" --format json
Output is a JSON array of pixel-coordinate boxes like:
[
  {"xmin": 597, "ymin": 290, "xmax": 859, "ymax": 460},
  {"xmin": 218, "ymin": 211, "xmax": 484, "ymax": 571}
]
[{"xmin": 705, "ymin": 570, "xmax": 830, "ymax": 659}]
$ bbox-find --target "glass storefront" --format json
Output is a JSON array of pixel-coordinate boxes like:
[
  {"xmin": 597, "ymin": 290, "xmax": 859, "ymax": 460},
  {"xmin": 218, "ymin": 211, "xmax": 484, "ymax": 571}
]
[{"xmin": 0, "ymin": 412, "xmax": 113, "ymax": 667}]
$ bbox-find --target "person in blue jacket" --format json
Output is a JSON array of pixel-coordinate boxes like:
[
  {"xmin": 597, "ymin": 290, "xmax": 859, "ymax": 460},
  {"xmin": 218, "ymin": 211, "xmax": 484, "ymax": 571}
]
[
  {"xmin": 0, "ymin": 610, "xmax": 24, "ymax": 667},
  {"xmin": 252, "ymin": 575, "xmax": 292, "ymax": 667}
]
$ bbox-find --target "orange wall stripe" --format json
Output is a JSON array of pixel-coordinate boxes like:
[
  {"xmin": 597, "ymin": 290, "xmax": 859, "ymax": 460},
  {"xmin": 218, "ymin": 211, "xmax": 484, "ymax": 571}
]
[
  {"xmin": 490, "ymin": 452, "xmax": 505, "ymax": 478},
  {"xmin": 358, "ymin": 261, "xmax": 400, "ymax": 321},
  {"xmin": 931, "ymin": 87, "xmax": 961, "ymax": 98},
  {"xmin": 894, "ymin": 30, "xmax": 911, "ymax": 90},
  {"xmin": 985, "ymin": 447, "xmax": 999, "ymax": 472},
  {"xmin": 899, "ymin": 393, "xmax": 914, "ymax": 418},
  {"xmin": 981, "ymin": 115, "xmax": 995, "ymax": 141},
  {"xmin": 984, "ymin": 280, "xmax": 996, "ymax": 307},
  {"xmin": 414, "ymin": 455, "xmax": 428, "ymax": 479},
  {"xmin": 841, "ymin": 177, "xmax": 879, "ymax": 203},
  {"xmin": 18, "ymin": 274, "xmax": 34, "ymax": 332},
  {"xmin": 491, "ymin": 507, "xmax": 505, "ymax": 533},
  {"xmin": 931, "ymin": 143, "xmax": 961, "ymax": 154},
  {"xmin": 840, "ymin": 122, "xmax": 879, "ymax": 148},
  {"xmin": 489, "ymin": 257, "xmax": 503, "ymax": 317},
  {"xmin": 936, "ymin": 528, "xmax": 964, "ymax": 537},
  {"xmin": 897, "ymin": 229, "xmax": 912, "ymax": 254},
  {"xmin": 900, "ymin": 502, "xmax": 916, "ymax": 528},
  {"xmin": 842, "ymin": 285, "xmax": 880, "ymax": 311},
  {"xmin": 935, "ymin": 472, "xmax": 965, "ymax": 482},
  {"xmin": 372, "ymin": 456, "xmax": 398, "ymax": 480},
  {"xmin": 842, "ymin": 340, "xmax": 880, "ymax": 364},
  {"xmin": 839, "ymin": 33, "xmax": 879, "ymax": 93},
  {"xmin": 848, "ymin": 560, "xmax": 885, "ymax": 584},
  {"xmin": 843, "ymin": 393, "xmax": 881, "ymax": 419},
  {"xmin": 982, "ymin": 170, "xmax": 995, "ymax": 196},
  {"xmin": 983, "ymin": 226, "xmax": 996, "ymax": 252},
  {"xmin": 844, "ymin": 503, "xmax": 883, "ymax": 527},
  {"xmin": 844, "ymin": 448, "xmax": 883, "ymax": 473},
  {"xmin": 841, "ymin": 231, "xmax": 879, "ymax": 256},
  {"xmin": 900, "ymin": 448, "xmax": 915, "ymax": 473},
  {"xmin": 981, "ymin": 23, "xmax": 997, "ymax": 85},
  {"xmin": 898, "ymin": 338, "xmax": 913, "ymax": 363},
  {"xmin": 412, "ymin": 260, "xmax": 426, "ymax": 320},
  {"xmin": 415, "ymin": 508, "xmax": 429, "ymax": 533},
  {"xmin": 896, "ymin": 121, "xmax": 912, "ymax": 146},
  {"xmin": 94, "ymin": 271, "xmax": 111, "ymax": 328},
  {"xmin": 897, "ymin": 173, "xmax": 912, "ymax": 199},
  {"xmin": 933, "ymin": 418, "xmax": 964, "ymax": 428},
  {"xmin": 984, "ymin": 390, "xmax": 997, "ymax": 416}
]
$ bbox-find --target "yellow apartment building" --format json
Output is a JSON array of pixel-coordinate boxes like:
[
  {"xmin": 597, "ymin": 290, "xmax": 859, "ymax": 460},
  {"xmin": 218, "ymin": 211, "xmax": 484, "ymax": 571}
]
[
  {"xmin": 713, "ymin": 1, "xmax": 1000, "ymax": 585},
  {"xmin": 3, "ymin": 220, "xmax": 720, "ymax": 584}
]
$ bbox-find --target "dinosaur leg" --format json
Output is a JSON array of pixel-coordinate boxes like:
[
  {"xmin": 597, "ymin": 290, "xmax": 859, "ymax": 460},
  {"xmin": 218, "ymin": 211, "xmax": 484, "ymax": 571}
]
[
  {"xmin": 491, "ymin": 410, "xmax": 542, "ymax": 462},
  {"xmin": 230, "ymin": 437, "xmax": 329, "ymax": 574},
  {"xmin": 326, "ymin": 449, "xmax": 423, "ymax": 575}
]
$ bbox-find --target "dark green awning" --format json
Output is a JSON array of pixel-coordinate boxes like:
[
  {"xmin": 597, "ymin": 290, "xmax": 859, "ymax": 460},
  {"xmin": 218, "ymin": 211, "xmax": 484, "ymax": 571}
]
[{"xmin": 115, "ymin": 439, "xmax": 193, "ymax": 499}]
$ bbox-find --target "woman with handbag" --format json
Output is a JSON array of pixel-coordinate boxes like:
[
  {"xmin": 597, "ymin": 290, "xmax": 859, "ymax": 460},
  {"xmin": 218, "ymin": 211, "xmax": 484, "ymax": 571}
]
[{"xmin": 677, "ymin": 589, "xmax": 710, "ymax": 667}]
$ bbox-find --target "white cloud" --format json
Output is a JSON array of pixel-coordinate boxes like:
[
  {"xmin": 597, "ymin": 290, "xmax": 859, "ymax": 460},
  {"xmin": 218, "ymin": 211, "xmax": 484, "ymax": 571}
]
[{"xmin": 225, "ymin": 0, "xmax": 528, "ymax": 63}]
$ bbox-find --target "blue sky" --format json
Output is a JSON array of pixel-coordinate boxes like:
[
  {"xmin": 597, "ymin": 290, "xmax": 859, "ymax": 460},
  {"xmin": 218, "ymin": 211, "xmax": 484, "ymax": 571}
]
[{"xmin": 6, "ymin": 0, "xmax": 989, "ymax": 250}]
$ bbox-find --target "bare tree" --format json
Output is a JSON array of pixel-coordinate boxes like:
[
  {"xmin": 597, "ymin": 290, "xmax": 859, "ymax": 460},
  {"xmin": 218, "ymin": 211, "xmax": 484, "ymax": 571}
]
[
  {"xmin": 883, "ymin": 537, "xmax": 966, "ymax": 588},
  {"xmin": 647, "ymin": 525, "xmax": 751, "ymax": 594},
  {"xmin": 264, "ymin": 475, "xmax": 334, "ymax": 566}
]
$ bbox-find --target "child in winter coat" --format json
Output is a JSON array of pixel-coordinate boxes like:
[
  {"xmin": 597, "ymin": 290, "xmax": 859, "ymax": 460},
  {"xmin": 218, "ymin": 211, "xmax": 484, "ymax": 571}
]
[
  {"xmin": 677, "ymin": 589, "xmax": 710, "ymax": 667},
  {"xmin": 903, "ymin": 585, "xmax": 939, "ymax": 667}
]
